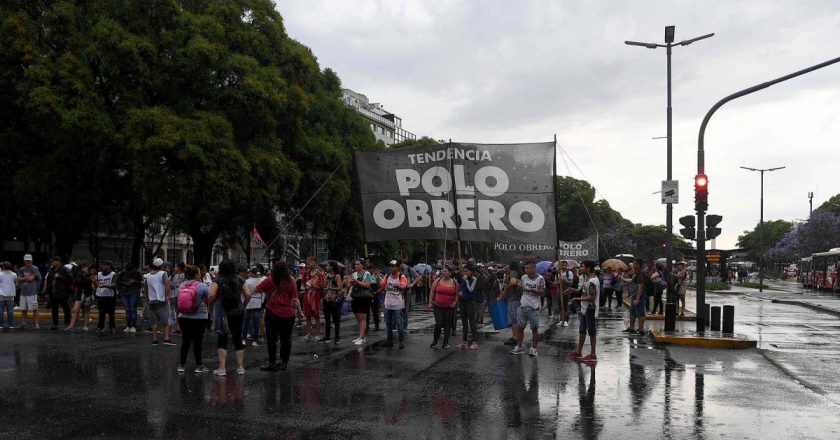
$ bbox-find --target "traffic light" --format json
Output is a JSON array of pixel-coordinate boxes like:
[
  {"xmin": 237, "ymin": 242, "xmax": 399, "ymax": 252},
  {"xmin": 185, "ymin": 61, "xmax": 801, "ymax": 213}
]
[
  {"xmin": 695, "ymin": 174, "xmax": 708, "ymax": 212},
  {"xmin": 679, "ymin": 215, "xmax": 696, "ymax": 240},
  {"xmin": 706, "ymin": 214, "xmax": 722, "ymax": 240}
]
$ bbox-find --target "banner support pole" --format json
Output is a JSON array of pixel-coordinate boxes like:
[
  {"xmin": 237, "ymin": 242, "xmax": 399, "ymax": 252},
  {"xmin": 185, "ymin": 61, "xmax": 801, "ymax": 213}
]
[
  {"xmin": 553, "ymin": 134, "xmax": 565, "ymax": 323},
  {"xmin": 447, "ymin": 139, "xmax": 463, "ymax": 266}
]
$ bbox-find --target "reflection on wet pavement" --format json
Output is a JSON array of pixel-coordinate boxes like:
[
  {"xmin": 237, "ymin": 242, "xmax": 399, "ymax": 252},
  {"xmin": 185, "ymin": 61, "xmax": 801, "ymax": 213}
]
[{"xmin": 2, "ymin": 304, "xmax": 840, "ymax": 439}]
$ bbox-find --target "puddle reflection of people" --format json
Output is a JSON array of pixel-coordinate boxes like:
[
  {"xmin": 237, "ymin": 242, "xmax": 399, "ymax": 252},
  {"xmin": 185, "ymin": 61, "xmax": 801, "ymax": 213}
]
[
  {"xmin": 574, "ymin": 363, "xmax": 601, "ymax": 437},
  {"xmin": 629, "ymin": 361, "xmax": 652, "ymax": 417},
  {"xmin": 502, "ymin": 359, "xmax": 540, "ymax": 436},
  {"xmin": 210, "ymin": 374, "xmax": 246, "ymax": 407}
]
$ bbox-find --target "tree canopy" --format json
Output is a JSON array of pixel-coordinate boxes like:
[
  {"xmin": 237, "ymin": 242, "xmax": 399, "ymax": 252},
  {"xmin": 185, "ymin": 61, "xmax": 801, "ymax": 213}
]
[
  {"xmin": 0, "ymin": 0, "xmax": 377, "ymax": 264},
  {"xmin": 736, "ymin": 220, "xmax": 793, "ymax": 262}
]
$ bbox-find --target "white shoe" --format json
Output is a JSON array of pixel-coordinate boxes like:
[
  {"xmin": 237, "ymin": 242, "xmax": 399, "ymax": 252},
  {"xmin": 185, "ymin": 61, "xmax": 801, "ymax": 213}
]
[
  {"xmin": 563, "ymin": 321, "xmax": 569, "ymax": 327},
  {"xmin": 213, "ymin": 369, "xmax": 226, "ymax": 377},
  {"xmin": 129, "ymin": 327, "xmax": 137, "ymax": 333},
  {"xmin": 354, "ymin": 338, "xmax": 366, "ymax": 346},
  {"xmin": 529, "ymin": 347, "xmax": 538, "ymax": 357},
  {"xmin": 352, "ymin": 337, "xmax": 361, "ymax": 343},
  {"xmin": 510, "ymin": 345, "xmax": 525, "ymax": 355},
  {"xmin": 123, "ymin": 327, "xmax": 130, "ymax": 334},
  {"xmin": 300, "ymin": 335, "xmax": 311, "ymax": 342}
]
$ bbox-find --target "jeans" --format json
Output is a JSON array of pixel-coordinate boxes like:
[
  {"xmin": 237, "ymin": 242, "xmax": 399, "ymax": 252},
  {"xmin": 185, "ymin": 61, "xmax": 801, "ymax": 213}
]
[
  {"xmin": 459, "ymin": 301, "xmax": 478, "ymax": 342},
  {"xmin": 384, "ymin": 308, "xmax": 405, "ymax": 343},
  {"xmin": 323, "ymin": 301, "xmax": 341, "ymax": 341},
  {"xmin": 241, "ymin": 308, "xmax": 261, "ymax": 341},
  {"xmin": 178, "ymin": 318, "xmax": 205, "ymax": 367},
  {"xmin": 168, "ymin": 298, "xmax": 178, "ymax": 327},
  {"xmin": 265, "ymin": 311, "xmax": 295, "ymax": 365},
  {"xmin": 122, "ymin": 292, "xmax": 140, "ymax": 328},
  {"xmin": 432, "ymin": 306, "xmax": 455, "ymax": 346},
  {"xmin": 0, "ymin": 298, "xmax": 15, "ymax": 327},
  {"xmin": 368, "ymin": 295, "xmax": 381, "ymax": 329},
  {"xmin": 51, "ymin": 296, "xmax": 71, "ymax": 327},
  {"xmin": 96, "ymin": 296, "xmax": 116, "ymax": 330}
]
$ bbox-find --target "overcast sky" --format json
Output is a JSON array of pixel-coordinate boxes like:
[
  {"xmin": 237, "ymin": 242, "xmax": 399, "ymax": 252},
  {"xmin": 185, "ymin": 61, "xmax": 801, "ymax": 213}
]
[{"xmin": 278, "ymin": 1, "xmax": 840, "ymax": 250}]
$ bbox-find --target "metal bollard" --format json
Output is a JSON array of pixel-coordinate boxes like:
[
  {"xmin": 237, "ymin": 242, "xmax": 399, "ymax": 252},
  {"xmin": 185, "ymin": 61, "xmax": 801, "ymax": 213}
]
[
  {"xmin": 704, "ymin": 304, "xmax": 711, "ymax": 329},
  {"xmin": 722, "ymin": 305, "xmax": 734, "ymax": 333},
  {"xmin": 710, "ymin": 306, "xmax": 721, "ymax": 331}
]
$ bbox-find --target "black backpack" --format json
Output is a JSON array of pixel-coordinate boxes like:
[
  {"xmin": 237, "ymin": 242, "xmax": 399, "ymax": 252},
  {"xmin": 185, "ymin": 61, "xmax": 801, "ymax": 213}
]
[{"xmin": 217, "ymin": 277, "xmax": 242, "ymax": 312}]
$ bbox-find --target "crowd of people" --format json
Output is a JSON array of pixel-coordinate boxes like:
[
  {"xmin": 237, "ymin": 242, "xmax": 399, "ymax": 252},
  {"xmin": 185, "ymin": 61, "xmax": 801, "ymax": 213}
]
[{"xmin": 0, "ymin": 252, "xmax": 690, "ymax": 373}]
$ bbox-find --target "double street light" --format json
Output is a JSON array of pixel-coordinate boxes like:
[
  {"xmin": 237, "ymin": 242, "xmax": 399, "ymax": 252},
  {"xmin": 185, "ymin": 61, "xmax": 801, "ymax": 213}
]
[
  {"xmin": 740, "ymin": 166, "xmax": 786, "ymax": 292},
  {"xmin": 626, "ymin": 26, "xmax": 714, "ymax": 330}
]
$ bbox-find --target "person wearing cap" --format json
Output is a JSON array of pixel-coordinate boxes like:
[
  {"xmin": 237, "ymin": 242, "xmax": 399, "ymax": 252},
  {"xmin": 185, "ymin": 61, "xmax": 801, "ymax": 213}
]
[
  {"xmin": 17, "ymin": 255, "xmax": 42, "ymax": 329},
  {"xmin": 94, "ymin": 260, "xmax": 118, "ymax": 333},
  {"xmin": 144, "ymin": 258, "xmax": 174, "ymax": 345},
  {"xmin": 0, "ymin": 261, "xmax": 18, "ymax": 329}
]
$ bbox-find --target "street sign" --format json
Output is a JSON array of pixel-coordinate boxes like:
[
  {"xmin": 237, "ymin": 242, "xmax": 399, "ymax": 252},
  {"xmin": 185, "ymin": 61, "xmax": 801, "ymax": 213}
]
[{"xmin": 662, "ymin": 180, "xmax": 679, "ymax": 204}]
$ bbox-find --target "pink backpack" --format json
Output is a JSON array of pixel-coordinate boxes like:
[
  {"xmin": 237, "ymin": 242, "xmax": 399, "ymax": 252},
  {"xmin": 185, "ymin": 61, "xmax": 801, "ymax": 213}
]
[{"xmin": 177, "ymin": 281, "xmax": 201, "ymax": 314}]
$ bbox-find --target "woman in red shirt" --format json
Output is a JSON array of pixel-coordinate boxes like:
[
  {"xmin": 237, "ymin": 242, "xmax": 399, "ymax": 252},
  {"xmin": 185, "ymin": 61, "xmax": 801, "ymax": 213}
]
[
  {"xmin": 256, "ymin": 262, "xmax": 303, "ymax": 371},
  {"xmin": 428, "ymin": 266, "xmax": 458, "ymax": 349}
]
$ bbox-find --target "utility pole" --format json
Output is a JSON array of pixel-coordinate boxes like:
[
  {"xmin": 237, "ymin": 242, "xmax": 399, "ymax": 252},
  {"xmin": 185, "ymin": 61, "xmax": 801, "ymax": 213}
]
[{"xmin": 808, "ymin": 192, "xmax": 814, "ymax": 216}]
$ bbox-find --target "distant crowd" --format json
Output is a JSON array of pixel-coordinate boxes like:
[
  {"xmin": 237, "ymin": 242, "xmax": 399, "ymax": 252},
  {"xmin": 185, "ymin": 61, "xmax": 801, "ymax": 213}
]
[{"xmin": 0, "ymin": 253, "xmax": 689, "ymax": 373}]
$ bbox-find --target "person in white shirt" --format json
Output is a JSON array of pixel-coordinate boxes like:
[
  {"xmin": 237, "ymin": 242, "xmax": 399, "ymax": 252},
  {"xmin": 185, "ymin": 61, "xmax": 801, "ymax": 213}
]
[
  {"xmin": 511, "ymin": 261, "xmax": 545, "ymax": 357},
  {"xmin": 0, "ymin": 261, "xmax": 18, "ymax": 329},
  {"xmin": 143, "ymin": 258, "xmax": 173, "ymax": 345},
  {"xmin": 566, "ymin": 260, "xmax": 600, "ymax": 363}
]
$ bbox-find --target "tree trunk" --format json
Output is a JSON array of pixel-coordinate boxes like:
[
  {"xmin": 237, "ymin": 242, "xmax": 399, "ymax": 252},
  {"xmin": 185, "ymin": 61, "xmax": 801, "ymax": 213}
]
[
  {"xmin": 190, "ymin": 227, "xmax": 220, "ymax": 267},
  {"xmin": 131, "ymin": 218, "xmax": 145, "ymax": 266}
]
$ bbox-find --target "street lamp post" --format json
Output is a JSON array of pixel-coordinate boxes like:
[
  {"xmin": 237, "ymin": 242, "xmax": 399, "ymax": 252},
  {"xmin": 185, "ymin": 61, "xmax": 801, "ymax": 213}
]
[
  {"xmin": 627, "ymin": 26, "xmax": 714, "ymax": 330},
  {"xmin": 740, "ymin": 166, "xmax": 786, "ymax": 292}
]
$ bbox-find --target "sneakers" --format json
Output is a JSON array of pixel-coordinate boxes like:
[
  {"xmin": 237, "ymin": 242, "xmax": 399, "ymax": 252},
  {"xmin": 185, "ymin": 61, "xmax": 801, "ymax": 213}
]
[
  {"xmin": 503, "ymin": 338, "xmax": 517, "ymax": 346},
  {"xmin": 529, "ymin": 347, "xmax": 538, "ymax": 357},
  {"xmin": 469, "ymin": 342, "xmax": 479, "ymax": 350},
  {"xmin": 442, "ymin": 344, "xmax": 450, "ymax": 349},
  {"xmin": 333, "ymin": 339, "xmax": 340, "ymax": 345},
  {"xmin": 260, "ymin": 363, "xmax": 279, "ymax": 372},
  {"xmin": 430, "ymin": 342, "xmax": 438, "ymax": 349},
  {"xmin": 123, "ymin": 327, "xmax": 131, "ymax": 334},
  {"xmin": 510, "ymin": 345, "xmax": 525, "ymax": 355},
  {"xmin": 563, "ymin": 321, "xmax": 569, "ymax": 327},
  {"xmin": 633, "ymin": 329, "xmax": 646, "ymax": 336},
  {"xmin": 237, "ymin": 367, "xmax": 245, "ymax": 376},
  {"xmin": 567, "ymin": 350, "xmax": 582, "ymax": 358},
  {"xmin": 399, "ymin": 343, "xmax": 405, "ymax": 349},
  {"xmin": 194, "ymin": 365, "xmax": 209, "ymax": 374},
  {"xmin": 152, "ymin": 340, "xmax": 159, "ymax": 345},
  {"xmin": 456, "ymin": 343, "xmax": 468, "ymax": 350},
  {"xmin": 352, "ymin": 337, "xmax": 361, "ymax": 344},
  {"xmin": 129, "ymin": 327, "xmax": 137, "ymax": 334},
  {"xmin": 251, "ymin": 341, "xmax": 260, "ymax": 347},
  {"xmin": 213, "ymin": 369, "xmax": 226, "ymax": 377},
  {"xmin": 82, "ymin": 326, "xmax": 88, "ymax": 332},
  {"xmin": 622, "ymin": 327, "xmax": 634, "ymax": 333},
  {"xmin": 300, "ymin": 335, "xmax": 312, "ymax": 342},
  {"xmin": 163, "ymin": 340, "xmax": 176, "ymax": 346},
  {"xmin": 354, "ymin": 338, "xmax": 366, "ymax": 346},
  {"xmin": 177, "ymin": 365, "xmax": 185, "ymax": 374},
  {"xmin": 581, "ymin": 354, "xmax": 598, "ymax": 363},
  {"xmin": 315, "ymin": 337, "xmax": 329, "ymax": 343}
]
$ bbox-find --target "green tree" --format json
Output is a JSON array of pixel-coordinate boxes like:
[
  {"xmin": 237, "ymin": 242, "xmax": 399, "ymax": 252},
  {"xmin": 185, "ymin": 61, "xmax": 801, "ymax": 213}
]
[
  {"xmin": 736, "ymin": 220, "xmax": 793, "ymax": 262},
  {"xmin": 815, "ymin": 194, "xmax": 840, "ymax": 214}
]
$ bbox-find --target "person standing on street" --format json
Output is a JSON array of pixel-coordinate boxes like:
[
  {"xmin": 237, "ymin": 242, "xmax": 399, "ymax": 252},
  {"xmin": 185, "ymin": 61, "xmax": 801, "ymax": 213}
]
[
  {"xmin": 567, "ymin": 260, "xmax": 600, "ymax": 362},
  {"xmin": 44, "ymin": 257, "xmax": 72, "ymax": 330},
  {"xmin": 117, "ymin": 263, "xmax": 143, "ymax": 333},
  {"xmin": 256, "ymin": 262, "xmax": 303, "ymax": 371},
  {"xmin": 555, "ymin": 260, "xmax": 578, "ymax": 327},
  {"xmin": 676, "ymin": 262, "xmax": 688, "ymax": 317},
  {"xmin": 176, "ymin": 265, "xmax": 209, "ymax": 374},
  {"xmin": 241, "ymin": 266, "xmax": 266, "ymax": 346},
  {"xmin": 0, "ymin": 261, "xmax": 18, "ymax": 330},
  {"xmin": 400, "ymin": 260, "xmax": 420, "ymax": 331},
  {"xmin": 299, "ymin": 257, "xmax": 324, "ymax": 342},
  {"xmin": 144, "ymin": 258, "xmax": 174, "ymax": 345},
  {"xmin": 17, "ymin": 255, "xmax": 41, "ymax": 329},
  {"xmin": 94, "ymin": 260, "xmax": 117, "ymax": 333},
  {"xmin": 67, "ymin": 264, "xmax": 94, "ymax": 331},
  {"xmin": 368, "ymin": 263, "xmax": 383, "ymax": 332},
  {"xmin": 512, "ymin": 261, "xmax": 545, "ymax": 356},
  {"xmin": 503, "ymin": 262, "xmax": 524, "ymax": 346},
  {"xmin": 348, "ymin": 260, "xmax": 374, "ymax": 346},
  {"xmin": 209, "ymin": 260, "xmax": 247, "ymax": 376},
  {"xmin": 624, "ymin": 258, "xmax": 649, "ymax": 335},
  {"xmin": 457, "ymin": 265, "xmax": 480, "ymax": 350},
  {"xmin": 169, "ymin": 263, "xmax": 185, "ymax": 334},
  {"xmin": 428, "ymin": 265, "xmax": 457, "ymax": 349},
  {"xmin": 321, "ymin": 261, "xmax": 344, "ymax": 344},
  {"xmin": 380, "ymin": 261, "xmax": 407, "ymax": 349}
]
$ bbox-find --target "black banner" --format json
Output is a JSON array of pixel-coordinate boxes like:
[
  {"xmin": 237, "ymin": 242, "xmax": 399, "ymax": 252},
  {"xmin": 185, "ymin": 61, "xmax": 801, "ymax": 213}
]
[{"xmin": 355, "ymin": 142, "xmax": 557, "ymax": 248}]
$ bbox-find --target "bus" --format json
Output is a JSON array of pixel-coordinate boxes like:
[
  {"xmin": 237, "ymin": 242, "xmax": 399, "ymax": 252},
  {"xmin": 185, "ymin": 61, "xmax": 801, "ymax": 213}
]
[{"xmin": 811, "ymin": 249, "xmax": 840, "ymax": 290}]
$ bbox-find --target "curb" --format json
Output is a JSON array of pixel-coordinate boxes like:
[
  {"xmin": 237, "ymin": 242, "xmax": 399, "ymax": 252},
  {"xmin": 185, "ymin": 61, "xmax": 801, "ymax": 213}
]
[
  {"xmin": 622, "ymin": 298, "xmax": 697, "ymax": 321},
  {"xmin": 650, "ymin": 330, "xmax": 756, "ymax": 349},
  {"xmin": 769, "ymin": 299, "xmax": 840, "ymax": 318}
]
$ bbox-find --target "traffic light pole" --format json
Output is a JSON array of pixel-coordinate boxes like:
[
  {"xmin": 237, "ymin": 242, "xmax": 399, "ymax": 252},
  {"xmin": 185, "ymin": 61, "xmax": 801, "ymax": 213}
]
[{"xmin": 696, "ymin": 54, "xmax": 840, "ymax": 333}]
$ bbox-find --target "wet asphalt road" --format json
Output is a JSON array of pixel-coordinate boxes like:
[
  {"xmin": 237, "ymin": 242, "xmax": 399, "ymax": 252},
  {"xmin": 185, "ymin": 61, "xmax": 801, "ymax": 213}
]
[{"xmin": 2, "ymin": 297, "xmax": 840, "ymax": 439}]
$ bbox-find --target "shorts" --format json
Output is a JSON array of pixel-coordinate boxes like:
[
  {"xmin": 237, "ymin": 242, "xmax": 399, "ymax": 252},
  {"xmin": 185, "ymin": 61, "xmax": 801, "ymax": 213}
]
[
  {"xmin": 507, "ymin": 299, "xmax": 521, "ymax": 326},
  {"xmin": 19, "ymin": 295, "xmax": 38, "ymax": 311},
  {"xmin": 304, "ymin": 294, "xmax": 320, "ymax": 318},
  {"xmin": 351, "ymin": 298, "xmax": 370, "ymax": 315},
  {"xmin": 516, "ymin": 307, "xmax": 540, "ymax": 330},
  {"xmin": 147, "ymin": 302, "xmax": 170, "ymax": 326},
  {"xmin": 579, "ymin": 309, "xmax": 596, "ymax": 336},
  {"xmin": 630, "ymin": 299, "xmax": 646, "ymax": 318}
]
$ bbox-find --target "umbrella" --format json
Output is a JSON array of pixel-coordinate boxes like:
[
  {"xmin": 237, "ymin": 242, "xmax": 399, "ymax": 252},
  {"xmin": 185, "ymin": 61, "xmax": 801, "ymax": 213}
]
[
  {"xmin": 561, "ymin": 259, "xmax": 580, "ymax": 268},
  {"xmin": 413, "ymin": 263, "xmax": 432, "ymax": 274},
  {"xmin": 535, "ymin": 261, "xmax": 553, "ymax": 274},
  {"xmin": 601, "ymin": 259, "xmax": 628, "ymax": 271},
  {"xmin": 320, "ymin": 260, "xmax": 346, "ymax": 271}
]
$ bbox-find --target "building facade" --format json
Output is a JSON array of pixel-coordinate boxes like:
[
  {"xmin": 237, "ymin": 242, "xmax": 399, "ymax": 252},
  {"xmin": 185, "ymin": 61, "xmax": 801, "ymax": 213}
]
[{"xmin": 341, "ymin": 89, "xmax": 416, "ymax": 145}]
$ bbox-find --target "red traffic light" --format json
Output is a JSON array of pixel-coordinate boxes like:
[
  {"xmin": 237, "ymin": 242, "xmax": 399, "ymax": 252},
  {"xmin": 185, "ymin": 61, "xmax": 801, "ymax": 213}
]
[{"xmin": 695, "ymin": 174, "xmax": 708, "ymax": 187}]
